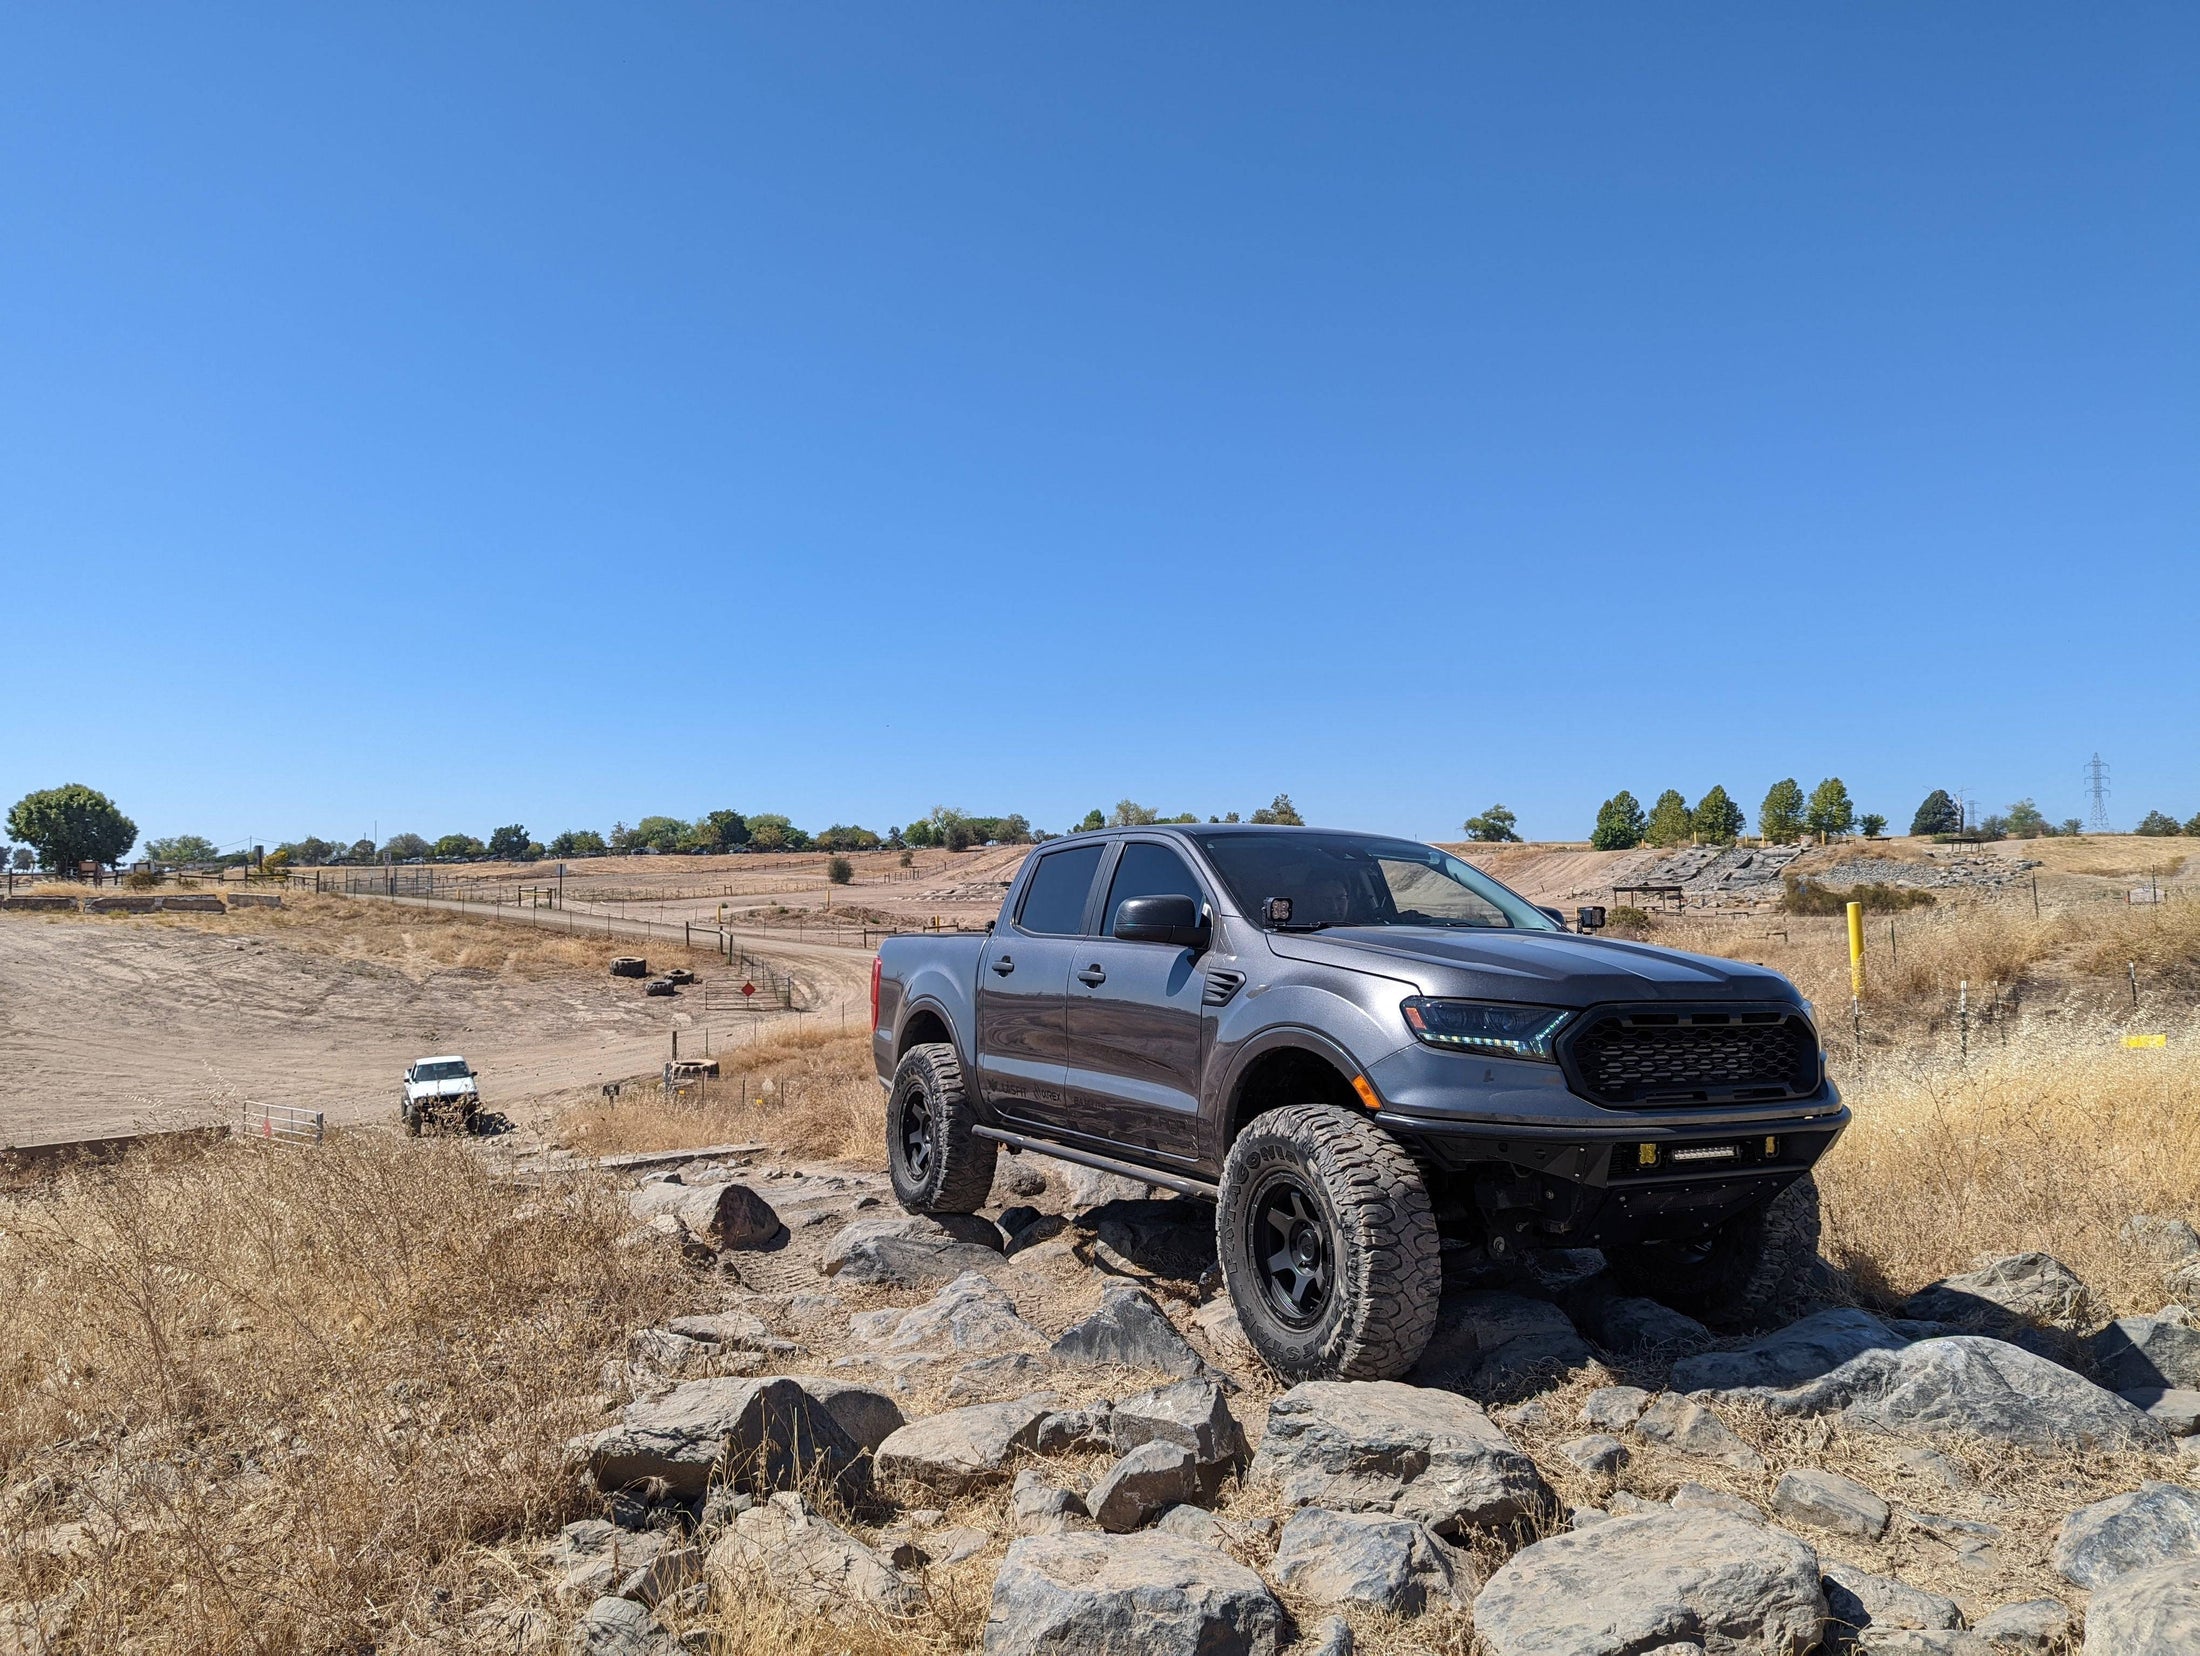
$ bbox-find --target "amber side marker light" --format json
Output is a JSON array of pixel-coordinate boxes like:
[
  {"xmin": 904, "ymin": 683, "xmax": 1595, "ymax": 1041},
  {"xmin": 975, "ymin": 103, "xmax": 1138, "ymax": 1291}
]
[{"xmin": 1350, "ymin": 1074, "xmax": 1383, "ymax": 1112}]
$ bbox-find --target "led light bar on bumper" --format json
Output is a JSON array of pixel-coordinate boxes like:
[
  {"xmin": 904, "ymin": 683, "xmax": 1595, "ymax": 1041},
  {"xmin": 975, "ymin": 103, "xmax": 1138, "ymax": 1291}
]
[{"xmin": 1401, "ymin": 998, "xmax": 1572, "ymax": 1062}]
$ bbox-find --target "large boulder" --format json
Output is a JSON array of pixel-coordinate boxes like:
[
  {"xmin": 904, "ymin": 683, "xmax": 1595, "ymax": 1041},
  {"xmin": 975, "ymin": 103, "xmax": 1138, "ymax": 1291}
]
[
  {"xmin": 1903, "ymin": 1252, "xmax": 2093, "ymax": 1333},
  {"xmin": 1473, "ymin": 1509, "xmax": 1826, "ymax": 1656},
  {"xmin": 1248, "ymin": 1379, "xmax": 1551, "ymax": 1537},
  {"xmin": 1271, "ymin": 1506, "xmax": 1476, "ymax": 1615},
  {"xmin": 1969, "ymin": 1599, "xmax": 2072, "ymax": 1653},
  {"xmin": 1727, "ymin": 1336, "xmax": 2171, "ymax": 1454},
  {"xmin": 1085, "ymin": 1198, "xmax": 1220, "ymax": 1279},
  {"xmin": 874, "ymin": 1394, "xmax": 1060, "ymax": 1497},
  {"xmin": 2082, "ymin": 1559, "xmax": 2200, "ymax": 1656},
  {"xmin": 847, "ymin": 1272, "xmax": 1046, "ymax": 1357},
  {"xmin": 1088, "ymin": 1441, "xmax": 1207, "ymax": 1533},
  {"xmin": 627, "ymin": 1181, "xmax": 782, "ymax": 1249},
  {"xmin": 2090, "ymin": 1317, "xmax": 2200, "ymax": 1393},
  {"xmin": 1821, "ymin": 1561, "xmax": 1964, "ymax": 1638},
  {"xmin": 705, "ymin": 1491, "xmax": 915, "ymax": 1619},
  {"xmin": 1577, "ymin": 1294, "xmax": 1713, "ymax": 1357},
  {"xmin": 2053, "ymin": 1483, "xmax": 2200, "ymax": 1589},
  {"xmin": 1671, "ymin": 1308, "xmax": 1910, "ymax": 1393},
  {"xmin": 1007, "ymin": 1467, "xmax": 1092, "ymax": 1536},
  {"xmin": 583, "ymin": 1374, "xmax": 901, "ymax": 1498},
  {"xmin": 825, "ymin": 1214, "xmax": 1006, "ymax": 1288},
  {"xmin": 1411, "ymin": 1290, "xmax": 1594, "ymax": 1393},
  {"xmin": 1634, "ymin": 1394, "xmax": 1767, "ymax": 1472},
  {"xmin": 1107, "ymin": 1377, "xmax": 1249, "ymax": 1488},
  {"xmin": 567, "ymin": 1595, "xmax": 683, "ymax": 1656},
  {"xmin": 1050, "ymin": 1282, "xmax": 1206, "ymax": 1376},
  {"xmin": 2122, "ymin": 1388, "xmax": 2200, "ymax": 1436},
  {"xmin": 1771, "ymin": 1469, "xmax": 1891, "ymax": 1541},
  {"xmin": 983, "ymin": 1532, "xmax": 1284, "ymax": 1656}
]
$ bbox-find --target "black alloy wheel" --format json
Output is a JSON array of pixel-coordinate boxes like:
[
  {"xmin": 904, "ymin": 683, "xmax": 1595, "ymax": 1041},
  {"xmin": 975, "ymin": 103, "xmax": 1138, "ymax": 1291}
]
[
  {"xmin": 1250, "ymin": 1175, "xmax": 1335, "ymax": 1327},
  {"xmin": 899, "ymin": 1083, "xmax": 936, "ymax": 1183}
]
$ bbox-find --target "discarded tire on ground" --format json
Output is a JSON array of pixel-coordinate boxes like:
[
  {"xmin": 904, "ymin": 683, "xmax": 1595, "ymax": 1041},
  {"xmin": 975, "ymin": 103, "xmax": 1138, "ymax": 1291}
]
[{"xmin": 610, "ymin": 956, "xmax": 648, "ymax": 978}]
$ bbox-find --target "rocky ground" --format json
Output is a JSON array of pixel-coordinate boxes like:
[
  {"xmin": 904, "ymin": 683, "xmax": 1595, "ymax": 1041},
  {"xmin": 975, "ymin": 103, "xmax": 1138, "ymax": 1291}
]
[{"xmin": 468, "ymin": 1146, "xmax": 2200, "ymax": 1656}]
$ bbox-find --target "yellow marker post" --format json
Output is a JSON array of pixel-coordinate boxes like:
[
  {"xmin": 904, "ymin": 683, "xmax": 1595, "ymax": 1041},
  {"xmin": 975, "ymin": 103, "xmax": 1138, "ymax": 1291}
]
[{"xmin": 1846, "ymin": 901, "xmax": 1865, "ymax": 999}]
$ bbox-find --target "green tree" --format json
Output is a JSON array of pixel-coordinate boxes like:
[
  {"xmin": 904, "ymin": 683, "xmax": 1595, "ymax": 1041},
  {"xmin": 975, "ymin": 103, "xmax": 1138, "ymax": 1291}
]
[
  {"xmin": 1692, "ymin": 785, "xmax": 1744, "ymax": 844},
  {"xmin": 1077, "ymin": 809, "xmax": 1105, "ymax": 832},
  {"xmin": 1111, "ymin": 800, "xmax": 1162, "ymax": 827},
  {"xmin": 825, "ymin": 855, "xmax": 853, "ymax": 885},
  {"xmin": 7, "ymin": 785, "xmax": 138, "ymax": 874},
  {"xmin": 1858, "ymin": 813, "xmax": 1888, "ymax": 839},
  {"xmin": 1909, "ymin": 789, "xmax": 1960, "ymax": 837},
  {"xmin": 347, "ymin": 838, "xmax": 376, "ymax": 861},
  {"xmin": 1248, "ymin": 794, "xmax": 1304, "ymax": 826},
  {"xmin": 1590, "ymin": 791, "xmax": 1645, "ymax": 850},
  {"xmin": 1461, "ymin": 804, "xmax": 1520, "ymax": 842},
  {"xmin": 11, "ymin": 848, "xmax": 33, "ymax": 872},
  {"xmin": 2004, "ymin": 799, "xmax": 2048, "ymax": 839},
  {"xmin": 923, "ymin": 807, "xmax": 977, "ymax": 850},
  {"xmin": 432, "ymin": 833, "xmax": 486, "ymax": 860},
  {"xmin": 1804, "ymin": 778, "xmax": 1855, "ymax": 841},
  {"xmin": 2061, "ymin": 819, "xmax": 2085, "ymax": 837},
  {"xmin": 487, "ymin": 824, "xmax": 531, "ymax": 860},
  {"xmin": 687, "ymin": 809, "xmax": 748, "ymax": 852},
  {"xmin": 816, "ymin": 824, "xmax": 883, "ymax": 852},
  {"xmin": 382, "ymin": 832, "xmax": 431, "ymax": 861},
  {"xmin": 1643, "ymin": 789, "xmax": 1694, "ymax": 848},
  {"xmin": 148, "ymin": 833, "xmax": 221, "ymax": 865},
  {"xmin": 1759, "ymin": 778, "xmax": 1807, "ymax": 842},
  {"xmin": 747, "ymin": 813, "xmax": 809, "ymax": 851},
  {"xmin": 2185, "ymin": 812, "xmax": 2200, "ymax": 837},
  {"xmin": 2136, "ymin": 810, "xmax": 2183, "ymax": 837},
  {"xmin": 631, "ymin": 815, "xmax": 686, "ymax": 852},
  {"xmin": 547, "ymin": 829, "xmax": 607, "ymax": 858}
]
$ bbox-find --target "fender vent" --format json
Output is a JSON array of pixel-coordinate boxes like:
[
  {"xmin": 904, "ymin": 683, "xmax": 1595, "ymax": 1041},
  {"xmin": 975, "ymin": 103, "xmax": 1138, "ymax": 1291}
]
[{"xmin": 1202, "ymin": 970, "xmax": 1246, "ymax": 1007}]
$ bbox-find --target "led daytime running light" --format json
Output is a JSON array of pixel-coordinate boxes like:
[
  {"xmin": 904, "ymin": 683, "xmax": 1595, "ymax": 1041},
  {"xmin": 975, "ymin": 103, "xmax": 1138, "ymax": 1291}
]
[{"xmin": 1400, "ymin": 998, "xmax": 1572, "ymax": 1062}]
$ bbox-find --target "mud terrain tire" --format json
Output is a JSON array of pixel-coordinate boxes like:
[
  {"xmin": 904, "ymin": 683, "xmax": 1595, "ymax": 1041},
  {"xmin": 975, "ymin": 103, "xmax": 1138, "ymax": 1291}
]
[
  {"xmin": 886, "ymin": 1042, "xmax": 998, "ymax": 1216},
  {"xmin": 1218, "ymin": 1104, "xmax": 1441, "ymax": 1382},
  {"xmin": 1600, "ymin": 1172, "xmax": 1823, "ymax": 1329}
]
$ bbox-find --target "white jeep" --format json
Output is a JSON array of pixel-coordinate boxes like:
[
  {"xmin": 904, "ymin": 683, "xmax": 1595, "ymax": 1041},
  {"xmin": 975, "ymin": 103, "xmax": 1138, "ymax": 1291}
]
[{"xmin": 400, "ymin": 1055, "xmax": 481, "ymax": 1135}]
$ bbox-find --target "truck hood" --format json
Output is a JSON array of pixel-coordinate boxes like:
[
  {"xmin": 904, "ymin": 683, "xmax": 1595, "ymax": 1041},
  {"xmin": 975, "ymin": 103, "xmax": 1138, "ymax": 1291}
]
[
  {"xmin": 408, "ymin": 1078, "xmax": 478, "ymax": 1098},
  {"xmin": 1263, "ymin": 926, "xmax": 1799, "ymax": 1006}
]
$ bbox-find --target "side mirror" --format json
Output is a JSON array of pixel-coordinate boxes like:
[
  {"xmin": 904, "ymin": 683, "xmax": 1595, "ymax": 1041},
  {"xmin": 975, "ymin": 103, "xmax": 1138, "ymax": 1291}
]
[
  {"xmin": 1577, "ymin": 905, "xmax": 1607, "ymax": 932},
  {"xmin": 1114, "ymin": 895, "xmax": 1209, "ymax": 949},
  {"xmin": 1537, "ymin": 906, "xmax": 1566, "ymax": 928}
]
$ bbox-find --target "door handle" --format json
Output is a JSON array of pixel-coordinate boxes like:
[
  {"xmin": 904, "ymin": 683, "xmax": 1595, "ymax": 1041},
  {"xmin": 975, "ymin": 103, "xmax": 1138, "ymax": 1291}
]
[
  {"xmin": 1077, "ymin": 964, "xmax": 1107, "ymax": 987},
  {"xmin": 991, "ymin": 956, "xmax": 1015, "ymax": 976}
]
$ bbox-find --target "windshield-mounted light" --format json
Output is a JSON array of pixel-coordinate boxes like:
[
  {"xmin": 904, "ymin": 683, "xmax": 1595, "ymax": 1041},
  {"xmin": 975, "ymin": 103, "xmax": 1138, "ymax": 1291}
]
[{"xmin": 1400, "ymin": 998, "xmax": 1572, "ymax": 1062}]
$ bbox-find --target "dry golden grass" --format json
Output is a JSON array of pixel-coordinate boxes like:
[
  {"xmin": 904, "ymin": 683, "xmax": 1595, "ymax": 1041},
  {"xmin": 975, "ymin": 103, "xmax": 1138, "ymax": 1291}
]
[
  {"xmin": 0, "ymin": 1135, "xmax": 683, "ymax": 1654},
  {"xmin": 554, "ymin": 1028, "xmax": 880, "ymax": 1161}
]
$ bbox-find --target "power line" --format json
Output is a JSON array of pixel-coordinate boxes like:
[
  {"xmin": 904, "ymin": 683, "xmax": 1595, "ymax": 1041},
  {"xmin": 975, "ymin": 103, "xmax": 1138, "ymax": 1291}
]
[{"xmin": 2083, "ymin": 753, "xmax": 2112, "ymax": 834}]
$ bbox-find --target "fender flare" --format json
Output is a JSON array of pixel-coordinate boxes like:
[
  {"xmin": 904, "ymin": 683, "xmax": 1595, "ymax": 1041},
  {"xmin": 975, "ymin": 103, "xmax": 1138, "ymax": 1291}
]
[{"xmin": 1216, "ymin": 1022, "xmax": 1372, "ymax": 1140}]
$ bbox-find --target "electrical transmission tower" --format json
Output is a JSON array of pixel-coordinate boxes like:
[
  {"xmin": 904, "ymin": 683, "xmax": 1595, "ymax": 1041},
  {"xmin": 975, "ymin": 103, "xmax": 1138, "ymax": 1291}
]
[{"xmin": 2084, "ymin": 753, "xmax": 2112, "ymax": 834}]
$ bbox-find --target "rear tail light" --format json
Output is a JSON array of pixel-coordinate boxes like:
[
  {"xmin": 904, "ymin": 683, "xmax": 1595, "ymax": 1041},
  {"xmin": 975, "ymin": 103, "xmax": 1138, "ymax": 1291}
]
[{"xmin": 869, "ymin": 954, "xmax": 883, "ymax": 1033}]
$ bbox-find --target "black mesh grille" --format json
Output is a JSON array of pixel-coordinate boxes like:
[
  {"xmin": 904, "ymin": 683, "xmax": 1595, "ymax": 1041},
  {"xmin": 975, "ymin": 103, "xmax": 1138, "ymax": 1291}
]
[{"xmin": 1565, "ymin": 1010, "xmax": 1819, "ymax": 1106}]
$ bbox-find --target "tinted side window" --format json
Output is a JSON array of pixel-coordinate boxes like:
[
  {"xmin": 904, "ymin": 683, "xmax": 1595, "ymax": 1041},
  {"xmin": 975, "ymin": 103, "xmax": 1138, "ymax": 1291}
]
[
  {"xmin": 1017, "ymin": 845, "xmax": 1104, "ymax": 935},
  {"xmin": 1103, "ymin": 843, "xmax": 1204, "ymax": 935}
]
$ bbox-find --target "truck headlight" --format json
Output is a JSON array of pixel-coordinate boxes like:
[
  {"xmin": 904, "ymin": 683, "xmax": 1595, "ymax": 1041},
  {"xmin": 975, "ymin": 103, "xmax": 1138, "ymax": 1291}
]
[{"xmin": 1401, "ymin": 998, "xmax": 1572, "ymax": 1062}]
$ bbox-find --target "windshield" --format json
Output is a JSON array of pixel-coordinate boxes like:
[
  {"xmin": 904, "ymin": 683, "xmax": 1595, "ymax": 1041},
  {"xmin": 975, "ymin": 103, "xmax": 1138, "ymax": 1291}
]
[
  {"xmin": 1187, "ymin": 831, "xmax": 1557, "ymax": 932},
  {"xmin": 415, "ymin": 1060, "xmax": 471, "ymax": 1081}
]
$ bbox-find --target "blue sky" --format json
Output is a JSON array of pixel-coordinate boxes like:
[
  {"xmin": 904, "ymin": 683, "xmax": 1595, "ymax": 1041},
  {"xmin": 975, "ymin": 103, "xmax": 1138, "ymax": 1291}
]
[{"xmin": 3, "ymin": 5, "xmax": 2195, "ymax": 851}]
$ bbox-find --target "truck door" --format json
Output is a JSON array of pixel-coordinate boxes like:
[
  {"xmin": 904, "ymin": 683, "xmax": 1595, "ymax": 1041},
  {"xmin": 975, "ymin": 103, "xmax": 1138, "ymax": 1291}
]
[
  {"xmin": 974, "ymin": 841, "xmax": 1104, "ymax": 1128},
  {"xmin": 1061, "ymin": 839, "xmax": 1210, "ymax": 1161}
]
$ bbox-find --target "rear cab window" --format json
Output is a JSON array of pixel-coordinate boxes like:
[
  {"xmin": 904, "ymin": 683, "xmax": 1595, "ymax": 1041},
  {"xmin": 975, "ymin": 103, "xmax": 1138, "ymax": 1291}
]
[{"xmin": 1016, "ymin": 843, "xmax": 1104, "ymax": 935}]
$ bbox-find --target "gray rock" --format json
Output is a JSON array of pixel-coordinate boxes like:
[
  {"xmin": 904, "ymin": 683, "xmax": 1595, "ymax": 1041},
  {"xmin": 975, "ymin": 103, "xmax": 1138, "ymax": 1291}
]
[
  {"xmin": 1669, "ymin": 1482, "xmax": 1762, "ymax": 1522},
  {"xmin": 1154, "ymin": 1505, "xmax": 1272, "ymax": 1548},
  {"xmin": 1580, "ymin": 1385, "xmax": 1652, "ymax": 1431},
  {"xmin": 875, "ymin": 1395, "xmax": 1061, "ymax": 1497},
  {"xmin": 1002, "ymin": 1213, "xmax": 1067, "ymax": 1255},
  {"xmin": 583, "ymin": 1374, "xmax": 902, "ymax": 1498},
  {"xmin": 1007, "ymin": 1467, "xmax": 1092, "ymax": 1536},
  {"xmin": 848, "ymin": 1271, "xmax": 1047, "ymax": 1357},
  {"xmin": 2084, "ymin": 1560, "xmax": 2200, "ymax": 1655},
  {"xmin": 1088, "ymin": 1441, "xmax": 1205, "ymax": 1533},
  {"xmin": 918, "ymin": 1524, "xmax": 992, "ymax": 1566},
  {"xmin": 2120, "ymin": 1388, "xmax": 2200, "ymax": 1436},
  {"xmin": 1304, "ymin": 1615, "xmax": 1353, "ymax": 1656},
  {"xmin": 1088, "ymin": 1198, "xmax": 1220, "ymax": 1278},
  {"xmin": 1772, "ymin": 1468, "xmax": 1891, "ymax": 1540},
  {"xmin": 992, "ymin": 1159, "xmax": 1050, "ymax": 1200},
  {"xmin": 1050, "ymin": 1282, "xmax": 1206, "ymax": 1376},
  {"xmin": 705, "ymin": 1490, "xmax": 915, "ymax": 1618},
  {"xmin": 1107, "ymin": 1377, "xmax": 1249, "ymax": 1486},
  {"xmin": 1608, "ymin": 1490, "xmax": 1664, "ymax": 1516},
  {"xmin": 1558, "ymin": 1434, "xmax": 1628, "ymax": 1480},
  {"xmin": 1821, "ymin": 1562, "xmax": 1965, "ymax": 1637},
  {"xmin": 666, "ymin": 1310, "xmax": 772, "ymax": 1348},
  {"xmin": 836, "ymin": 1234, "xmax": 1008, "ymax": 1289},
  {"xmin": 1249, "ymin": 1379, "xmax": 1553, "ymax": 1537},
  {"xmin": 1731, "ymin": 1336, "xmax": 2171, "ymax": 1454},
  {"xmin": 1969, "ymin": 1598, "xmax": 2071, "ymax": 1653},
  {"xmin": 823, "ymin": 1211, "xmax": 1002, "ymax": 1268},
  {"xmin": 1411, "ymin": 1289, "xmax": 1594, "ymax": 1392},
  {"xmin": 2053, "ymin": 1482, "xmax": 2200, "ymax": 1589},
  {"xmin": 1634, "ymin": 1393, "xmax": 1767, "ymax": 1472},
  {"xmin": 1473, "ymin": 1509, "xmax": 1827, "ymax": 1656},
  {"xmin": 983, "ymin": 1532, "xmax": 1285, "ymax": 1656},
  {"xmin": 568, "ymin": 1595, "xmax": 682, "ymax": 1656},
  {"xmin": 946, "ymin": 1352, "xmax": 1057, "ymax": 1403},
  {"xmin": 1854, "ymin": 1633, "xmax": 1991, "ymax": 1654},
  {"xmin": 1271, "ymin": 1505, "xmax": 1476, "ymax": 1615},
  {"xmin": 627, "ymin": 1181, "xmax": 782, "ymax": 1249},
  {"xmin": 1904, "ymin": 1253, "xmax": 2093, "ymax": 1333},
  {"xmin": 1033, "ymin": 1405, "xmax": 1111, "ymax": 1454},
  {"xmin": 1672, "ymin": 1308, "xmax": 1910, "ymax": 1392},
  {"xmin": 1584, "ymin": 1295, "xmax": 1715, "ymax": 1356},
  {"xmin": 551, "ymin": 1522, "xmax": 676, "ymax": 1603},
  {"xmin": 2091, "ymin": 1317, "xmax": 2200, "ymax": 1393}
]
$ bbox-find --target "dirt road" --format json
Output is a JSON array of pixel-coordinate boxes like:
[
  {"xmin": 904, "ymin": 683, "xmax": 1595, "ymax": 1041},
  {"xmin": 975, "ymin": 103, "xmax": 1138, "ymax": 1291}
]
[{"xmin": 0, "ymin": 912, "xmax": 863, "ymax": 1149}]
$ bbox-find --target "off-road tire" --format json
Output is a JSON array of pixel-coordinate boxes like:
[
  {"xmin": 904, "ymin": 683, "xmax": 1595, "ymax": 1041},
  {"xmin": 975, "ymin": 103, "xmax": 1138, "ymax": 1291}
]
[
  {"xmin": 1217, "ymin": 1104, "xmax": 1442, "ymax": 1382},
  {"xmin": 401, "ymin": 1099, "xmax": 421, "ymax": 1137},
  {"xmin": 1601, "ymin": 1172, "xmax": 1823, "ymax": 1329},
  {"xmin": 886, "ymin": 1043, "xmax": 998, "ymax": 1216}
]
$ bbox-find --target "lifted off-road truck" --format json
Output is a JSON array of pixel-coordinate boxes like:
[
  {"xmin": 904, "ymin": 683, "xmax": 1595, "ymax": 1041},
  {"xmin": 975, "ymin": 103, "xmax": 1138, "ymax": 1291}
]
[
  {"xmin": 399, "ymin": 1055, "xmax": 481, "ymax": 1135},
  {"xmin": 872, "ymin": 825, "xmax": 1846, "ymax": 1382}
]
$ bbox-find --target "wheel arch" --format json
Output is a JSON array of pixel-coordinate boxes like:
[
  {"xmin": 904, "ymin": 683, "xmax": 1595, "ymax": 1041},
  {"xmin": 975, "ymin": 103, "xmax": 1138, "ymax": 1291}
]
[
  {"xmin": 895, "ymin": 1000, "xmax": 956, "ymax": 1064},
  {"xmin": 1221, "ymin": 1027, "xmax": 1371, "ymax": 1148}
]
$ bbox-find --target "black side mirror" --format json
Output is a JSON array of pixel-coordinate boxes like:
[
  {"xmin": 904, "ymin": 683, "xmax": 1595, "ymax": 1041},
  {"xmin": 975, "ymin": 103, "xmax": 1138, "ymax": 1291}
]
[
  {"xmin": 1114, "ymin": 895, "xmax": 1209, "ymax": 949},
  {"xmin": 1537, "ymin": 906, "xmax": 1566, "ymax": 928},
  {"xmin": 1577, "ymin": 905, "xmax": 1607, "ymax": 932}
]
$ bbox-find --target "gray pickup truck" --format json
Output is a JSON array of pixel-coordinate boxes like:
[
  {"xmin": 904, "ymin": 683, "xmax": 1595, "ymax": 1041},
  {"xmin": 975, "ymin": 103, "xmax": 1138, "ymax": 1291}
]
[{"xmin": 872, "ymin": 824, "xmax": 1846, "ymax": 1382}]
